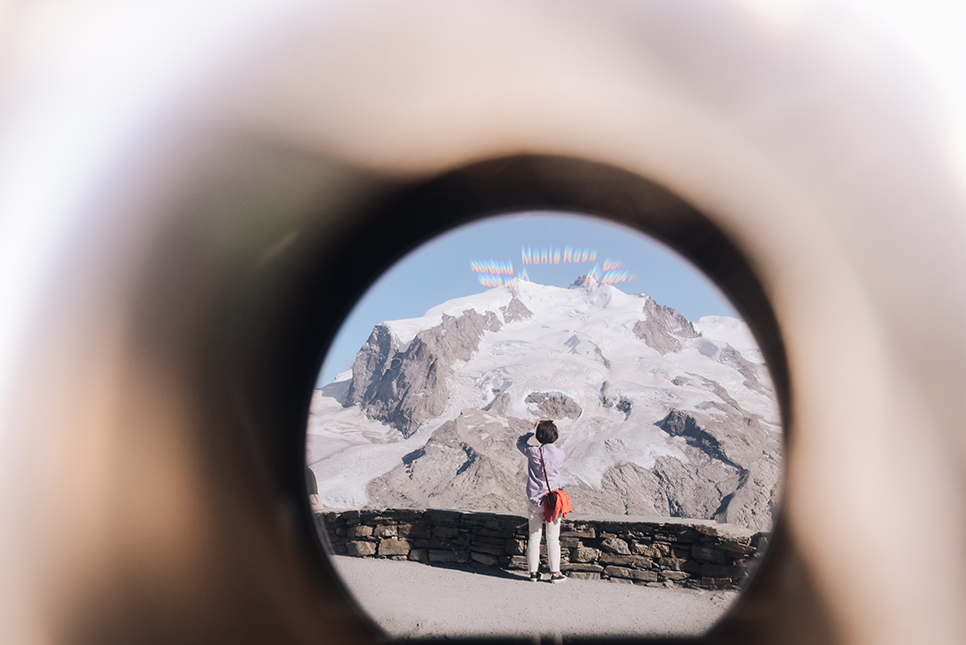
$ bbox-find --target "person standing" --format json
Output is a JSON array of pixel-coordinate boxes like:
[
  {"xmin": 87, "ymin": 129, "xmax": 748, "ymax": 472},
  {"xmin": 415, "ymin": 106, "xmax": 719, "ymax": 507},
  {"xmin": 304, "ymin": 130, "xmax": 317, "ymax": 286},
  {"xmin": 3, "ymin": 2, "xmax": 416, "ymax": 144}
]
[{"xmin": 516, "ymin": 420, "xmax": 567, "ymax": 583}]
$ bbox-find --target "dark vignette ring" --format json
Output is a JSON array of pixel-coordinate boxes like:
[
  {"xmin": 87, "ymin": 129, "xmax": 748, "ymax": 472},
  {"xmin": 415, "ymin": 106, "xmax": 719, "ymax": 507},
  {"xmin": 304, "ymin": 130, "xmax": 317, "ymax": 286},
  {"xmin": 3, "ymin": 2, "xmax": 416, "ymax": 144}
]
[{"xmin": 210, "ymin": 154, "xmax": 792, "ymax": 643}]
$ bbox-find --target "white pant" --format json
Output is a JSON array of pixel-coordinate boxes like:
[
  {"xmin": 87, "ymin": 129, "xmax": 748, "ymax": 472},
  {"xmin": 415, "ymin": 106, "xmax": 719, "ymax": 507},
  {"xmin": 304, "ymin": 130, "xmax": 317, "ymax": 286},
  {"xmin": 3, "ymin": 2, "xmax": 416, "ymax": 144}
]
[{"xmin": 527, "ymin": 501, "xmax": 562, "ymax": 573}]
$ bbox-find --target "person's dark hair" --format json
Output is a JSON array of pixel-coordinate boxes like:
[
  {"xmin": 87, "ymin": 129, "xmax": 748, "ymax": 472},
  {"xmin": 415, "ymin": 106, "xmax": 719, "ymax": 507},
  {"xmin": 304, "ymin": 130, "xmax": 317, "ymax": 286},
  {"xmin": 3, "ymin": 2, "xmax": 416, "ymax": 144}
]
[{"xmin": 535, "ymin": 420, "xmax": 558, "ymax": 444}]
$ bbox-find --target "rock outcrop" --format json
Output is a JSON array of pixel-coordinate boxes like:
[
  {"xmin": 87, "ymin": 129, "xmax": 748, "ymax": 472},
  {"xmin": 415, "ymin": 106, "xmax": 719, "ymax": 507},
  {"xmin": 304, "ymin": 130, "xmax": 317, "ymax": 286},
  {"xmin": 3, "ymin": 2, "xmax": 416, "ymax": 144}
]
[
  {"xmin": 367, "ymin": 410, "xmax": 530, "ymax": 511},
  {"xmin": 345, "ymin": 310, "xmax": 501, "ymax": 437},
  {"xmin": 500, "ymin": 296, "xmax": 533, "ymax": 323},
  {"xmin": 525, "ymin": 391, "xmax": 582, "ymax": 420},
  {"xmin": 563, "ymin": 408, "xmax": 780, "ymax": 529},
  {"xmin": 633, "ymin": 296, "xmax": 700, "ymax": 355}
]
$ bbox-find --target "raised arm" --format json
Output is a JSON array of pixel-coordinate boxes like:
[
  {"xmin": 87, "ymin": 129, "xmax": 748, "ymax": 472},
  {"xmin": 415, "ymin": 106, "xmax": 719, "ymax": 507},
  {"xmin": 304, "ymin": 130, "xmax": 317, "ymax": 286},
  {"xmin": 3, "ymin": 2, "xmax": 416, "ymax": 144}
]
[{"xmin": 517, "ymin": 432, "xmax": 534, "ymax": 455}]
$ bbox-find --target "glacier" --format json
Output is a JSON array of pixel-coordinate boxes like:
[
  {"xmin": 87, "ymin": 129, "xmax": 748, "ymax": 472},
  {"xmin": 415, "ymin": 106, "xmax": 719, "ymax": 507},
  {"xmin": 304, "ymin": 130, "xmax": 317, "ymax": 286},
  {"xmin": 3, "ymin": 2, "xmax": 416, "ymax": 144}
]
[{"xmin": 306, "ymin": 276, "xmax": 782, "ymax": 530}]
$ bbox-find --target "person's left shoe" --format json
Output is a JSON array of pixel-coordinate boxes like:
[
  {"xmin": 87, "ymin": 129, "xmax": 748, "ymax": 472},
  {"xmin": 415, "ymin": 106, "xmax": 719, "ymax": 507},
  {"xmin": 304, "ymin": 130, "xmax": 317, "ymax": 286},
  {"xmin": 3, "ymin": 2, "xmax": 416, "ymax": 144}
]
[{"xmin": 550, "ymin": 573, "xmax": 567, "ymax": 584}]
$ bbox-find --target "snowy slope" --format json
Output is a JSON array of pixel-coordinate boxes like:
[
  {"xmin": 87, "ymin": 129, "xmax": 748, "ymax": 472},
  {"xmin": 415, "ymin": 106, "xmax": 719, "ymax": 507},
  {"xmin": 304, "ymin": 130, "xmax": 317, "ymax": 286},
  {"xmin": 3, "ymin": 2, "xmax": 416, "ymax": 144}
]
[{"xmin": 307, "ymin": 277, "xmax": 782, "ymax": 529}]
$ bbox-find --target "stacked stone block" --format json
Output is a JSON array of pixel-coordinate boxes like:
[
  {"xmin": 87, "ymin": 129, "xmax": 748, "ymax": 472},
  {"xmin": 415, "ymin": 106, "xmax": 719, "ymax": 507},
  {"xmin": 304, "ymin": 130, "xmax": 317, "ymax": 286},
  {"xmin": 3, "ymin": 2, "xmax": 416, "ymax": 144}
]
[{"xmin": 319, "ymin": 509, "xmax": 767, "ymax": 591}]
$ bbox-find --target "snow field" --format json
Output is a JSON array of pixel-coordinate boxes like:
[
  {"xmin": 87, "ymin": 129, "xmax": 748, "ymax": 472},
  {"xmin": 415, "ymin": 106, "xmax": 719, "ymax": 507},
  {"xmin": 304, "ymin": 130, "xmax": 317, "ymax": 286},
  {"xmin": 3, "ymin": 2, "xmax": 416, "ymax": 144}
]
[{"xmin": 310, "ymin": 279, "xmax": 780, "ymax": 508}]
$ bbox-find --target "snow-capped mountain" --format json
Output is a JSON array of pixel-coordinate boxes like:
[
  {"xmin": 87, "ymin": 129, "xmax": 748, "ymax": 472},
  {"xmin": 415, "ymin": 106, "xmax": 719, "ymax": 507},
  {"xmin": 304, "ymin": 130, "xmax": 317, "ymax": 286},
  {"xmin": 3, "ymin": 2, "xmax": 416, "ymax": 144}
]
[{"xmin": 307, "ymin": 276, "xmax": 782, "ymax": 530}]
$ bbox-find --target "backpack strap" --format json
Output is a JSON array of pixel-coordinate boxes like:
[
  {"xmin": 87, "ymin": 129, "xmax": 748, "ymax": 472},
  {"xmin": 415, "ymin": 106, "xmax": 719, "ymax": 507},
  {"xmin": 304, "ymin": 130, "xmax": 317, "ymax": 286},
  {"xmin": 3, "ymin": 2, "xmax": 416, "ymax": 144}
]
[{"xmin": 539, "ymin": 445, "xmax": 553, "ymax": 497}]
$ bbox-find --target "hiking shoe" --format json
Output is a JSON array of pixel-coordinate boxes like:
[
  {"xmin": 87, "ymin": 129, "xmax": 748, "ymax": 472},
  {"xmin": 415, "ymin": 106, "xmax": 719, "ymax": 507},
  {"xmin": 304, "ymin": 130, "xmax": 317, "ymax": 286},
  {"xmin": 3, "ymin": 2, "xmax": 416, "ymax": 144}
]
[{"xmin": 550, "ymin": 573, "xmax": 567, "ymax": 584}]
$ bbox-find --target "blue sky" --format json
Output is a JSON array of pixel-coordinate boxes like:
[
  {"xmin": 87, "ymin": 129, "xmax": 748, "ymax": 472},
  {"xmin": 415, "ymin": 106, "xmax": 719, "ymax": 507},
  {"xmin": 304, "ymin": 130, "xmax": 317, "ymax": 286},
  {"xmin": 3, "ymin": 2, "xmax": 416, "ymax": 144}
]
[{"xmin": 316, "ymin": 211, "xmax": 738, "ymax": 386}]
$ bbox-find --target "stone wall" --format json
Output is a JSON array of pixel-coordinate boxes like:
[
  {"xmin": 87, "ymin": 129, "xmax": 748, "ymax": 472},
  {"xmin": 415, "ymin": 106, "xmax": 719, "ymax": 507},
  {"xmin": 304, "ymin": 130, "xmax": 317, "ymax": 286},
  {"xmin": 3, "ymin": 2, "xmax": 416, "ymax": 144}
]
[{"xmin": 318, "ymin": 509, "xmax": 768, "ymax": 591}]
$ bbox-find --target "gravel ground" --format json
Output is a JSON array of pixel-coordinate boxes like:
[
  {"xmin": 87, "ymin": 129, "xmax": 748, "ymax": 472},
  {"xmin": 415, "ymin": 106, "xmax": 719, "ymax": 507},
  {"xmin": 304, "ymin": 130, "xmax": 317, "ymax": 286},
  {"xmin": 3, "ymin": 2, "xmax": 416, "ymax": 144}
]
[{"xmin": 331, "ymin": 556, "xmax": 738, "ymax": 639}]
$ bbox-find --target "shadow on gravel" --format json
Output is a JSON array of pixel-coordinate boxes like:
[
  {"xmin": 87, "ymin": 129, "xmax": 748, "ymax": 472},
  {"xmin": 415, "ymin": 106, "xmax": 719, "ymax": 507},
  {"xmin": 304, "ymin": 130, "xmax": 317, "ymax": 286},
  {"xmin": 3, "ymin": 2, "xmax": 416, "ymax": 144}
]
[{"xmin": 420, "ymin": 561, "xmax": 527, "ymax": 582}]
